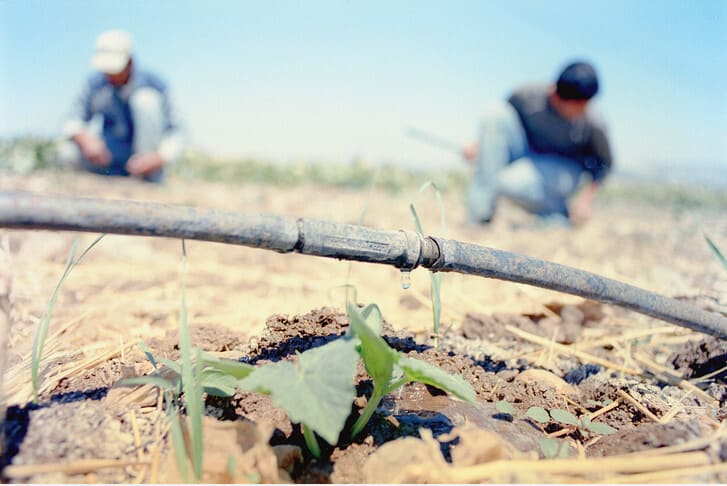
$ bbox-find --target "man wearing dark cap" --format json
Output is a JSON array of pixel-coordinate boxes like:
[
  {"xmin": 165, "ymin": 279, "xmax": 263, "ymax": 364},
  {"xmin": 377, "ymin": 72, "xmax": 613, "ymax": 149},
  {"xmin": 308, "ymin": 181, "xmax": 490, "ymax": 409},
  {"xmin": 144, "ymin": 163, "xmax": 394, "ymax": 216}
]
[{"xmin": 463, "ymin": 61, "xmax": 613, "ymax": 225}]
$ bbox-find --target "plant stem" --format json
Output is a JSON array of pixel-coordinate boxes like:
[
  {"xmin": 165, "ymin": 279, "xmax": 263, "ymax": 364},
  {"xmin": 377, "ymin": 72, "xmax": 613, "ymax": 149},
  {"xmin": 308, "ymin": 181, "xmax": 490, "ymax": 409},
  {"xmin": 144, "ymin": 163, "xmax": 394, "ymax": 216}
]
[
  {"xmin": 352, "ymin": 388, "xmax": 384, "ymax": 438},
  {"xmin": 302, "ymin": 424, "xmax": 321, "ymax": 458},
  {"xmin": 386, "ymin": 377, "xmax": 410, "ymax": 393}
]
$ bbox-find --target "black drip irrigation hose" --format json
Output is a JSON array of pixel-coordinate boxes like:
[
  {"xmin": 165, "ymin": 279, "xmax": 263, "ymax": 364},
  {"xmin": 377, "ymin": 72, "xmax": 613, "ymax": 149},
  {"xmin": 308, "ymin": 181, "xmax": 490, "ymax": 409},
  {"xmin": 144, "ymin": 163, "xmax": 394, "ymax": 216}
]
[{"xmin": 1, "ymin": 191, "xmax": 725, "ymax": 339}]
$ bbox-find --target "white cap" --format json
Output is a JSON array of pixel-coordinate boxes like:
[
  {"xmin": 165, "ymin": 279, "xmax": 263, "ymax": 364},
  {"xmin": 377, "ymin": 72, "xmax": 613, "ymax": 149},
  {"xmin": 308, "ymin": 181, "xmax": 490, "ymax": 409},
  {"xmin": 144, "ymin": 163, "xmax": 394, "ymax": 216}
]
[{"xmin": 91, "ymin": 29, "xmax": 133, "ymax": 75}]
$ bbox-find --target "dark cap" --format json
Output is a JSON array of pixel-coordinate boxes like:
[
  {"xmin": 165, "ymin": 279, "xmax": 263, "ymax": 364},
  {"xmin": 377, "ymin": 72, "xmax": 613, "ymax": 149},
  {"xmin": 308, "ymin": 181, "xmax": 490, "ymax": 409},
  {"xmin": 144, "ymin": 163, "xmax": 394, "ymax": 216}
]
[{"xmin": 556, "ymin": 61, "xmax": 599, "ymax": 100}]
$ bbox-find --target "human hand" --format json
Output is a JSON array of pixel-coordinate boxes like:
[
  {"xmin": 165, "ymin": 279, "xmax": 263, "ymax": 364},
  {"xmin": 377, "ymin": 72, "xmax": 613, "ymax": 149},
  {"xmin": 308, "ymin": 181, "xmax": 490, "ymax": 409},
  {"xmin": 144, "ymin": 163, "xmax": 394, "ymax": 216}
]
[
  {"xmin": 75, "ymin": 133, "xmax": 111, "ymax": 167},
  {"xmin": 126, "ymin": 152, "xmax": 164, "ymax": 177},
  {"xmin": 569, "ymin": 183, "xmax": 599, "ymax": 226},
  {"xmin": 569, "ymin": 197, "xmax": 592, "ymax": 225},
  {"xmin": 462, "ymin": 143, "xmax": 479, "ymax": 162}
]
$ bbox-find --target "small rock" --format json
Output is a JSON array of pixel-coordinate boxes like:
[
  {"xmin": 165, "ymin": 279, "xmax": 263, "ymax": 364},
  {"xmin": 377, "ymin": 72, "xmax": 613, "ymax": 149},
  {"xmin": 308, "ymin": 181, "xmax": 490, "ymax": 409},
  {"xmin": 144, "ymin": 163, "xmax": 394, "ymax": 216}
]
[
  {"xmin": 563, "ymin": 364, "xmax": 602, "ymax": 385},
  {"xmin": 515, "ymin": 369, "xmax": 578, "ymax": 396}
]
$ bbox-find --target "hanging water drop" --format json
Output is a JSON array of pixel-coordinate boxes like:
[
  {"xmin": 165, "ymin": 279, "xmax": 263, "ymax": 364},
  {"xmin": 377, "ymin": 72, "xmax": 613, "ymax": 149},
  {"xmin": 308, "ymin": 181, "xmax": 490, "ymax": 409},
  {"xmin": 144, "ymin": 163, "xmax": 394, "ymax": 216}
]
[{"xmin": 400, "ymin": 270, "xmax": 411, "ymax": 290}]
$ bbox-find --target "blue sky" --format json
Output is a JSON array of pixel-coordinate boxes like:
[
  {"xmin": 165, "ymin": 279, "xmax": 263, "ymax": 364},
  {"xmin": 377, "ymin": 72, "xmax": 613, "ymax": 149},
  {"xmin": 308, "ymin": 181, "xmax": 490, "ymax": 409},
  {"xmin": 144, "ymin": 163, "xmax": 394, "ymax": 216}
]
[{"xmin": 1, "ymin": 0, "xmax": 725, "ymax": 174}]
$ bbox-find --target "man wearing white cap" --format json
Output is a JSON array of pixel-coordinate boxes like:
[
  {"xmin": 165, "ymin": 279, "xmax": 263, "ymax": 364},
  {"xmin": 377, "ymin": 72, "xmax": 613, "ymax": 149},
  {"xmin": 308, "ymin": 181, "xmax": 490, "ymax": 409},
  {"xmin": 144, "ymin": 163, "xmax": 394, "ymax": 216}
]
[{"xmin": 62, "ymin": 29, "xmax": 184, "ymax": 182}]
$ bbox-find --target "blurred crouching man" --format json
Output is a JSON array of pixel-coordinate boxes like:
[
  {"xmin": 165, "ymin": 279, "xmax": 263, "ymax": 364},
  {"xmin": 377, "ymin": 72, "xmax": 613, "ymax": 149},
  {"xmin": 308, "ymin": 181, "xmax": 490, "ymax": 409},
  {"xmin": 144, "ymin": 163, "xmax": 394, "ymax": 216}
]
[
  {"xmin": 61, "ymin": 29, "xmax": 184, "ymax": 182},
  {"xmin": 463, "ymin": 61, "xmax": 613, "ymax": 226}
]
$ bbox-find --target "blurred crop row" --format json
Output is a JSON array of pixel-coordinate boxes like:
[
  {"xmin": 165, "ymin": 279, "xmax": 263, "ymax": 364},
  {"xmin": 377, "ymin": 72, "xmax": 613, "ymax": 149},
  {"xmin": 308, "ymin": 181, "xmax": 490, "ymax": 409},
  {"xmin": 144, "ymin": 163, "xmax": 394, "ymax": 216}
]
[{"xmin": 2, "ymin": 136, "xmax": 725, "ymax": 209}]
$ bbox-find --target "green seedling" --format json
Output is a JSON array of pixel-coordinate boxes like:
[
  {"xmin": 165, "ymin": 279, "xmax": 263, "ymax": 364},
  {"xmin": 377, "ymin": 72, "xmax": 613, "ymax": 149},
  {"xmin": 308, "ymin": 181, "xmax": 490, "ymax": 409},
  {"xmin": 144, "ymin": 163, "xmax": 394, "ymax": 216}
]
[
  {"xmin": 234, "ymin": 300, "xmax": 477, "ymax": 456},
  {"xmin": 704, "ymin": 233, "xmax": 727, "ymax": 271},
  {"xmin": 239, "ymin": 336, "xmax": 360, "ymax": 457},
  {"xmin": 538, "ymin": 437, "xmax": 571, "ymax": 459},
  {"xmin": 347, "ymin": 301, "xmax": 477, "ymax": 437},
  {"xmin": 496, "ymin": 400, "xmax": 617, "ymax": 437},
  {"xmin": 123, "ymin": 241, "xmax": 257, "ymax": 480},
  {"xmin": 496, "ymin": 400, "xmax": 616, "ymax": 458},
  {"xmin": 549, "ymin": 408, "xmax": 617, "ymax": 436},
  {"xmin": 162, "ymin": 388, "xmax": 193, "ymax": 482},
  {"xmin": 410, "ymin": 181, "xmax": 447, "ymax": 339},
  {"xmin": 496, "ymin": 400, "xmax": 550, "ymax": 423},
  {"xmin": 131, "ymin": 258, "xmax": 475, "ymax": 460},
  {"xmin": 344, "ymin": 167, "xmax": 381, "ymax": 289},
  {"xmin": 178, "ymin": 240, "xmax": 204, "ymax": 481},
  {"xmin": 31, "ymin": 234, "xmax": 104, "ymax": 403},
  {"xmin": 496, "ymin": 403, "xmax": 569, "ymax": 458},
  {"xmin": 124, "ymin": 348, "xmax": 254, "ymax": 481}
]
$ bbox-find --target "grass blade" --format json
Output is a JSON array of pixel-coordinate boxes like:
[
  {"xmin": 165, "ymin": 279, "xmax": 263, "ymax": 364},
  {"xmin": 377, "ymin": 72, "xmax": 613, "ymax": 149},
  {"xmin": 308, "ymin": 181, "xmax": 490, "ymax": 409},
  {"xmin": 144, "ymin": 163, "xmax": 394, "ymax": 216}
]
[
  {"xmin": 344, "ymin": 167, "xmax": 380, "ymax": 296},
  {"xmin": 121, "ymin": 375, "xmax": 177, "ymax": 391},
  {"xmin": 137, "ymin": 341, "xmax": 159, "ymax": 370},
  {"xmin": 178, "ymin": 239, "xmax": 204, "ymax": 480},
  {"xmin": 31, "ymin": 237, "xmax": 80, "ymax": 402},
  {"xmin": 74, "ymin": 233, "xmax": 106, "ymax": 264},
  {"xmin": 31, "ymin": 234, "xmax": 106, "ymax": 403},
  {"xmin": 166, "ymin": 392, "xmax": 190, "ymax": 482},
  {"xmin": 409, "ymin": 203, "xmax": 425, "ymax": 235},
  {"xmin": 704, "ymin": 233, "xmax": 727, "ymax": 271},
  {"xmin": 409, "ymin": 202, "xmax": 443, "ymax": 337}
]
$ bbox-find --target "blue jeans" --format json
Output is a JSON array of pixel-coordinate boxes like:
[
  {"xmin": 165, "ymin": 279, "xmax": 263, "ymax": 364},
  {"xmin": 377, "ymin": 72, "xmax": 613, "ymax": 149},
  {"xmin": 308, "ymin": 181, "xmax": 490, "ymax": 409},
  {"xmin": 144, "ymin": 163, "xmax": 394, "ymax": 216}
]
[{"xmin": 467, "ymin": 102, "xmax": 585, "ymax": 223}]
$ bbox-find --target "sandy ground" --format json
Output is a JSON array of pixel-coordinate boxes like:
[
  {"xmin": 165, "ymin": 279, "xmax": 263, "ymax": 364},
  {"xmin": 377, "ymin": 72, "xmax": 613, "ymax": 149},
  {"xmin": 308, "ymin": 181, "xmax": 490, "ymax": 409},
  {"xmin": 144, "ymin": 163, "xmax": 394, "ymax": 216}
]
[
  {"xmin": 2, "ymin": 171, "xmax": 726, "ymax": 389},
  {"xmin": 0, "ymin": 170, "xmax": 725, "ymax": 482}
]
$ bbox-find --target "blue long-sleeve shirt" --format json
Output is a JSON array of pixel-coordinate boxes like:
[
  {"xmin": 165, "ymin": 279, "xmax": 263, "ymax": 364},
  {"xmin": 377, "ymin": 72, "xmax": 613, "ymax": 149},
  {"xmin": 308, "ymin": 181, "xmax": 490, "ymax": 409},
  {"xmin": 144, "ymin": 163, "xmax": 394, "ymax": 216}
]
[{"xmin": 64, "ymin": 68, "xmax": 184, "ymax": 170}]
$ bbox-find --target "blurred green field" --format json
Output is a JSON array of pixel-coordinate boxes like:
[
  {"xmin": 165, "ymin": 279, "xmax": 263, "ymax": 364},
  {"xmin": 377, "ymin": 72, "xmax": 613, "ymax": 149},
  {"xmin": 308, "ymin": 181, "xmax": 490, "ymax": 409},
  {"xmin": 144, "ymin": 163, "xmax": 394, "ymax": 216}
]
[{"xmin": 2, "ymin": 135, "xmax": 725, "ymax": 209}]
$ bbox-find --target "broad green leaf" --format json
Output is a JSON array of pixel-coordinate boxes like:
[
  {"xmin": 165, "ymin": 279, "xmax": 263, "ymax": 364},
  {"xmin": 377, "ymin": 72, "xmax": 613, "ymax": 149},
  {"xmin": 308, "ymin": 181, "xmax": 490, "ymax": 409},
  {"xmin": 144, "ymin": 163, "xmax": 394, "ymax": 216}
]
[
  {"xmin": 359, "ymin": 303, "xmax": 384, "ymax": 335},
  {"xmin": 582, "ymin": 417, "xmax": 617, "ymax": 435},
  {"xmin": 347, "ymin": 301, "xmax": 396, "ymax": 387},
  {"xmin": 525, "ymin": 406, "xmax": 550, "ymax": 423},
  {"xmin": 550, "ymin": 408, "xmax": 579, "ymax": 426},
  {"xmin": 539, "ymin": 437, "xmax": 560, "ymax": 459},
  {"xmin": 199, "ymin": 368, "xmax": 238, "ymax": 397},
  {"xmin": 239, "ymin": 337, "xmax": 359, "ymax": 445},
  {"xmin": 496, "ymin": 400, "xmax": 517, "ymax": 415},
  {"xmin": 200, "ymin": 353, "xmax": 255, "ymax": 379},
  {"xmin": 557, "ymin": 441, "xmax": 571, "ymax": 458},
  {"xmin": 397, "ymin": 355, "xmax": 477, "ymax": 404}
]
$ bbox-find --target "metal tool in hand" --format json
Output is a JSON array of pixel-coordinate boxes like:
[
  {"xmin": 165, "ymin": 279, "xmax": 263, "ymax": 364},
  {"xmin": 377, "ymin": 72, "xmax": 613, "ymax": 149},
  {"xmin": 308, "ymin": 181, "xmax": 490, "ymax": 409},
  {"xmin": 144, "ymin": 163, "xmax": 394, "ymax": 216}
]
[{"xmin": 405, "ymin": 127, "xmax": 463, "ymax": 156}]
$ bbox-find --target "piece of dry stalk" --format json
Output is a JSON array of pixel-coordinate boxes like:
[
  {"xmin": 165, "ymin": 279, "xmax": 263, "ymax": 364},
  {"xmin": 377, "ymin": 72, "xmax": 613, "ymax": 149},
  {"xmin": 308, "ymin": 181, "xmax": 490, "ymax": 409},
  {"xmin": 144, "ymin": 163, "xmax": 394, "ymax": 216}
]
[{"xmin": 0, "ymin": 235, "xmax": 13, "ymax": 457}]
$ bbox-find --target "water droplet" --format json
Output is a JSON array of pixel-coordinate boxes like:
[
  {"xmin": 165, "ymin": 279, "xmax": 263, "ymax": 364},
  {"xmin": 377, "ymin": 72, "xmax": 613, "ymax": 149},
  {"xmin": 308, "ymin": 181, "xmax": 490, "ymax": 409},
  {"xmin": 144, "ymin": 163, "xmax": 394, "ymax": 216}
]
[{"xmin": 400, "ymin": 270, "xmax": 411, "ymax": 290}]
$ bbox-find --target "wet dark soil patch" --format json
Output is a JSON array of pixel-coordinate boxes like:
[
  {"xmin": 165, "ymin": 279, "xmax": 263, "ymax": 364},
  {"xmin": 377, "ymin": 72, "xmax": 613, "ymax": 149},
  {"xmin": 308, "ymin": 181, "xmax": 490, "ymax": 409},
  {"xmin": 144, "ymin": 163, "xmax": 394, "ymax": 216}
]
[
  {"xmin": 3, "ymin": 306, "xmax": 723, "ymax": 484},
  {"xmin": 202, "ymin": 307, "xmax": 722, "ymax": 482},
  {"xmin": 669, "ymin": 336, "xmax": 727, "ymax": 386}
]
